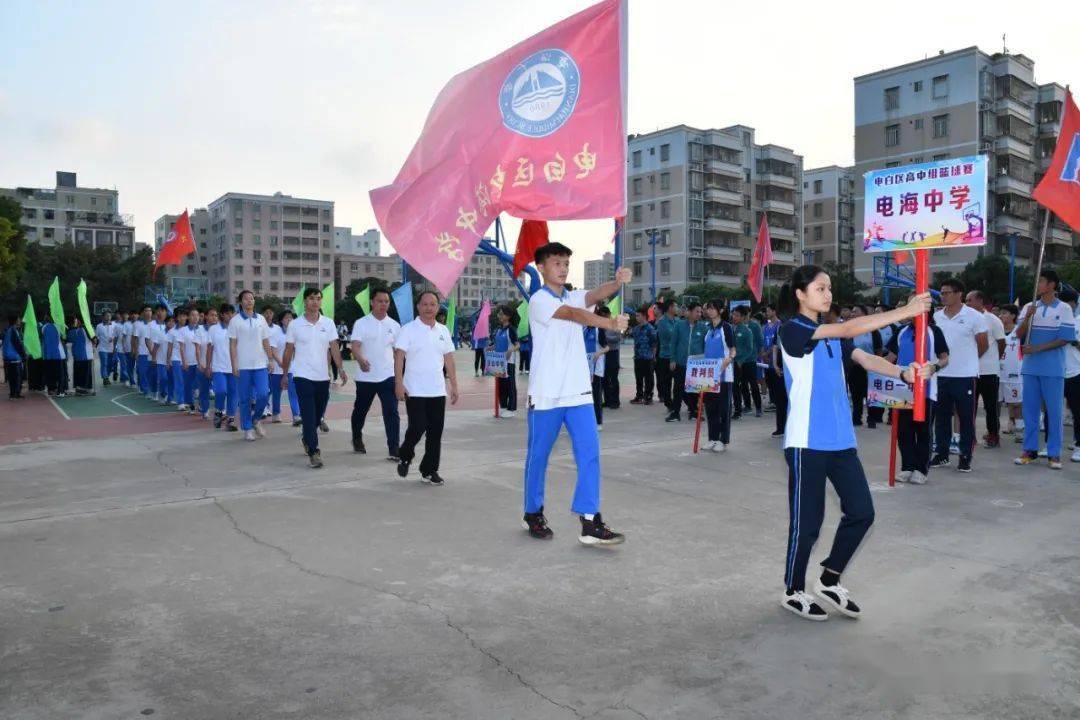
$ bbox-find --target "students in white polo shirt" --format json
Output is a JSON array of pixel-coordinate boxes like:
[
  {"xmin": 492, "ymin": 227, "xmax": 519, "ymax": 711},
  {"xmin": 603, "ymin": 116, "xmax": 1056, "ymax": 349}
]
[
  {"xmin": 180, "ymin": 308, "xmax": 200, "ymax": 413},
  {"xmin": 228, "ymin": 290, "xmax": 272, "ymax": 441},
  {"xmin": 205, "ymin": 305, "xmax": 238, "ymax": 431},
  {"xmin": 350, "ymin": 287, "xmax": 401, "ymax": 460},
  {"xmin": 965, "ymin": 290, "xmax": 1007, "ymax": 448},
  {"xmin": 194, "ymin": 308, "xmax": 213, "ymax": 419},
  {"xmin": 521, "ymin": 242, "xmax": 630, "ymax": 547},
  {"xmin": 281, "ymin": 287, "xmax": 348, "ymax": 469},
  {"xmin": 267, "ymin": 309, "xmax": 300, "ymax": 425},
  {"xmin": 149, "ymin": 305, "xmax": 171, "ymax": 403},
  {"xmin": 930, "ymin": 279, "xmax": 988, "ymax": 473},
  {"xmin": 165, "ymin": 309, "xmax": 187, "ymax": 408},
  {"xmin": 95, "ymin": 312, "xmax": 115, "ymax": 387},
  {"xmin": 393, "ymin": 290, "xmax": 458, "ymax": 485}
]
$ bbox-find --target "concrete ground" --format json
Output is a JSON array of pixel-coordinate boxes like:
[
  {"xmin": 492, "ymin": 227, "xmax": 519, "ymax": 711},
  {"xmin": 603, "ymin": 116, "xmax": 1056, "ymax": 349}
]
[{"xmin": 2, "ymin": 349, "xmax": 1079, "ymax": 719}]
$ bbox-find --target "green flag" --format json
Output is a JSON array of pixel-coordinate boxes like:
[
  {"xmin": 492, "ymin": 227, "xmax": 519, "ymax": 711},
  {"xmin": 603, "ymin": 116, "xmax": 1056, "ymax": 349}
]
[
  {"xmin": 77, "ymin": 279, "xmax": 95, "ymax": 339},
  {"xmin": 321, "ymin": 282, "xmax": 335, "ymax": 320},
  {"xmin": 48, "ymin": 276, "xmax": 66, "ymax": 334},
  {"xmin": 445, "ymin": 290, "xmax": 456, "ymax": 335},
  {"xmin": 355, "ymin": 284, "xmax": 371, "ymax": 316},
  {"xmin": 516, "ymin": 299, "xmax": 529, "ymax": 338},
  {"xmin": 607, "ymin": 294, "xmax": 623, "ymax": 317},
  {"xmin": 22, "ymin": 295, "xmax": 42, "ymax": 360},
  {"xmin": 292, "ymin": 284, "xmax": 306, "ymax": 317}
]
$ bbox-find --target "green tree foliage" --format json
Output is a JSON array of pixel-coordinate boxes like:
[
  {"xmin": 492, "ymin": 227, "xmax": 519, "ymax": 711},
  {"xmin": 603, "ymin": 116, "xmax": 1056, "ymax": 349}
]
[
  {"xmin": 932, "ymin": 254, "xmax": 1033, "ymax": 305},
  {"xmin": 0, "ymin": 197, "xmax": 29, "ymax": 298}
]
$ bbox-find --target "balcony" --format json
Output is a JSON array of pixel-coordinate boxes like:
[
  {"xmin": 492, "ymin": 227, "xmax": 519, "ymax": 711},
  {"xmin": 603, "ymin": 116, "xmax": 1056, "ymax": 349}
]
[
  {"xmin": 772, "ymin": 251, "xmax": 796, "ymax": 264},
  {"xmin": 993, "ymin": 175, "xmax": 1032, "ymax": 197},
  {"xmin": 770, "ymin": 225, "xmax": 795, "ymax": 240},
  {"xmin": 760, "ymin": 199, "xmax": 795, "ymax": 214},
  {"xmin": 705, "ymin": 243, "xmax": 743, "ymax": 260},
  {"xmin": 706, "ymin": 273, "xmax": 743, "ymax": 285},
  {"xmin": 707, "ymin": 159, "xmax": 743, "ymax": 178},
  {"xmin": 993, "ymin": 214, "xmax": 1031, "ymax": 236},
  {"xmin": 759, "ymin": 172, "xmax": 796, "ymax": 188},
  {"xmin": 995, "ymin": 135, "xmax": 1032, "ymax": 158},
  {"xmin": 705, "ymin": 216, "xmax": 742, "ymax": 234},
  {"xmin": 704, "ymin": 187, "xmax": 742, "ymax": 204},
  {"xmin": 1049, "ymin": 225, "xmax": 1074, "ymax": 246}
]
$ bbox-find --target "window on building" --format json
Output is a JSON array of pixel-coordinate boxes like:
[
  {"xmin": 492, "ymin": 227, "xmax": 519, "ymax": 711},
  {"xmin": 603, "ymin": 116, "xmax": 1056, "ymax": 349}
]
[
  {"xmin": 234, "ymin": 249, "xmax": 243, "ymax": 259},
  {"xmin": 632, "ymin": 150, "xmax": 642, "ymax": 168},
  {"xmin": 913, "ymin": 80, "xmax": 923, "ymax": 92},
  {"xmin": 660, "ymin": 144, "xmax": 670, "ymax": 161},
  {"xmin": 813, "ymin": 202, "xmax": 823, "ymax": 218},
  {"xmin": 233, "ymin": 265, "xmax": 243, "ymax": 274},
  {"xmin": 632, "ymin": 261, "xmax": 643, "ymax": 276},
  {"xmin": 270, "ymin": 220, "xmax": 278, "ymax": 230},
  {"xmin": 252, "ymin": 250, "xmax": 262, "ymax": 260},
  {"xmin": 632, "ymin": 289, "xmax": 643, "ymax": 305},
  {"xmin": 659, "ymin": 258, "xmax": 670, "ymax": 276},
  {"xmin": 633, "ymin": 233, "xmax": 642, "ymax": 250},
  {"xmin": 933, "ymin": 153, "xmax": 950, "ymax": 161},
  {"xmin": 632, "ymin": 205, "xmax": 642, "ymax": 223},
  {"xmin": 813, "ymin": 179, "xmax": 822, "ymax": 193},
  {"xmin": 660, "ymin": 200, "xmax": 670, "ymax": 219},
  {"xmin": 884, "ymin": 86, "xmax": 900, "ymax": 110},
  {"xmin": 66, "ymin": 194, "xmax": 75, "ymax": 205},
  {"xmin": 885, "ymin": 124, "xmax": 900, "ymax": 147},
  {"xmin": 914, "ymin": 118, "xmax": 924, "ymax": 130},
  {"xmin": 814, "ymin": 226, "xmax": 823, "ymax": 242},
  {"xmin": 932, "ymin": 114, "xmax": 949, "ymax": 138},
  {"xmin": 90, "ymin": 196, "xmax": 97, "ymax": 206},
  {"xmin": 661, "ymin": 230, "xmax": 671, "ymax": 246},
  {"xmin": 252, "ymin": 266, "xmax": 262, "ymax": 276},
  {"xmin": 270, "ymin": 267, "xmax": 279, "ymax": 276},
  {"xmin": 885, "ymin": 161, "xmax": 901, "ymax": 168},
  {"xmin": 660, "ymin": 172, "xmax": 670, "ymax": 191},
  {"xmin": 932, "ymin": 74, "xmax": 948, "ymax": 99},
  {"xmin": 270, "ymin": 282, "xmax": 279, "ymax": 291},
  {"xmin": 252, "ymin": 235, "xmax": 261, "ymax": 245},
  {"xmin": 44, "ymin": 209, "xmax": 55, "ymax": 220},
  {"xmin": 632, "ymin": 178, "xmax": 642, "ymax": 196}
]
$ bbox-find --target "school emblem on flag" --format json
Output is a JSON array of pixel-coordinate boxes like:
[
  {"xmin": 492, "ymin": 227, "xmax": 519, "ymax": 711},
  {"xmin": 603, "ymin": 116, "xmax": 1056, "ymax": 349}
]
[{"xmin": 499, "ymin": 49, "xmax": 581, "ymax": 138}]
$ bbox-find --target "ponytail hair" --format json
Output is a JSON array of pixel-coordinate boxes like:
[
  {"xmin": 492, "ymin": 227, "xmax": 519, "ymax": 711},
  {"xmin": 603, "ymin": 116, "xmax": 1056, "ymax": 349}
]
[{"xmin": 778, "ymin": 264, "xmax": 826, "ymax": 318}]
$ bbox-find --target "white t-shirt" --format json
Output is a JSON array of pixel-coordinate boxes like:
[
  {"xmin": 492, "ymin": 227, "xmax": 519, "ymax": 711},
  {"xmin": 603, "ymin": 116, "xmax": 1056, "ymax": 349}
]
[
  {"xmin": 152, "ymin": 324, "xmax": 169, "ymax": 364},
  {"xmin": 267, "ymin": 324, "xmax": 286, "ymax": 375},
  {"xmin": 1001, "ymin": 329, "xmax": 1022, "ymax": 382},
  {"xmin": 1067, "ymin": 308, "xmax": 1080, "ymax": 379},
  {"xmin": 180, "ymin": 326, "xmax": 198, "ymax": 366},
  {"xmin": 284, "ymin": 315, "xmax": 339, "ymax": 382},
  {"xmin": 394, "ymin": 319, "xmax": 454, "ymax": 397},
  {"xmin": 166, "ymin": 327, "xmax": 183, "ymax": 363},
  {"xmin": 933, "ymin": 305, "xmax": 987, "ymax": 378},
  {"xmin": 95, "ymin": 323, "xmax": 114, "ymax": 352},
  {"xmin": 527, "ymin": 287, "xmax": 593, "ymax": 410},
  {"xmin": 124, "ymin": 321, "xmax": 134, "ymax": 352},
  {"xmin": 135, "ymin": 321, "xmax": 150, "ymax": 357},
  {"xmin": 227, "ymin": 312, "xmax": 270, "ymax": 371},
  {"xmin": 351, "ymin": 314, "xmax": 400, "ymax": 383},
  {"xmin": 208, "ymin": 324, "xmax": 233, "ymax": 373},
  {"xmin": 978, "ymin": 310, "xmax": 1006, "ymax": 376},
  {"xmin": 194, "ymin": 325, "xmax": 209, "ymax": 367}
]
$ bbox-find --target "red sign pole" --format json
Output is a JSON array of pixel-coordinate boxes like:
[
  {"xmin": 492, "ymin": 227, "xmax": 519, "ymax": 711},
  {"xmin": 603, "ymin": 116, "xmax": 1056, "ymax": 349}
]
[
  {"xmin": 913, "ymin": 249, "xmax": 929, "ymax": 422},
  {"xmin": 888, "ymin": 408, "xmax": 899, "ymax": 487},
  {"xmin": 692, "ymin": 390, "xmax": 705, "ymax": 453},
  {"xmin": 494, "ymin": 374, "xmax": 500, "ymax": 418}
]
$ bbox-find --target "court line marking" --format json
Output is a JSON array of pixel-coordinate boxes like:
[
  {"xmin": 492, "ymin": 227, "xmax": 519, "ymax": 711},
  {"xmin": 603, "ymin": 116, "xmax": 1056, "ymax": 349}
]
[
  {"xmin": 109, "ymin": 392, "xmax": 140, "ymax": 416},
  {"xmin": 47, "ymin": 394, "xmax": 72, "ymax": 421}
]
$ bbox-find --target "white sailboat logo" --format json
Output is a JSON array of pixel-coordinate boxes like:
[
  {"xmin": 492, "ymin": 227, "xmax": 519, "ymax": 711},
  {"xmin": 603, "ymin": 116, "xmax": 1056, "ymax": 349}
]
[{"xmin": 511, "ymin": 64, "xmax": 566, "ymax": 121}]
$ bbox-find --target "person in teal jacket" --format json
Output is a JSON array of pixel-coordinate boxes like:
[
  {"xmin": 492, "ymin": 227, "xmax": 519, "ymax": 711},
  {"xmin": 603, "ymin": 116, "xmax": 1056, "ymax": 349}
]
[
  {"xmin": 666, "ymin": 302, "xmax": 709, "ymax": 422},
  {"xmin": 732, "ymin": 306, "xmax": 763, "ymax": 418},
  {"xmin": 655, "ymin": 300, "xmax": 678, "ymax": 407}
]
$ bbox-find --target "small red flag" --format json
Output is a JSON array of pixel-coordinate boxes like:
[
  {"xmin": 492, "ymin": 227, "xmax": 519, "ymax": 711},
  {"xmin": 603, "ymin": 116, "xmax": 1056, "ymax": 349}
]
[
  {"xmin": 747, "ymin": 214, "xmax": 772, "ymax": 302},
  {"xmin": 154, "ymin": 210, "xmax": 196, "ymax": 278},
  {"xmin": 1033, "ymin": 88, "xmax": 1080, "ymax": 232},
  {"xmin": 892, "ymin": 249, "xmax": 909, "ymax": 265},
  {"xmin": 513, "ymin": 219, "xmax": 550, "ymax": 279}
]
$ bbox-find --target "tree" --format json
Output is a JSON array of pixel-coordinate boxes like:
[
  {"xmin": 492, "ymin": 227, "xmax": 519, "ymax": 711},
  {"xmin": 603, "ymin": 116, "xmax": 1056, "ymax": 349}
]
[
  {"xmin": 0, "ymin": 197, "xmax": 28, "ymax": 298},
  {"xmin": 933, "ymin": 254, "xmax": 1033, "ymax": 305},
  {"xmin": 822, "ymin": 262, "xmax": 869, "ymax": 306}
]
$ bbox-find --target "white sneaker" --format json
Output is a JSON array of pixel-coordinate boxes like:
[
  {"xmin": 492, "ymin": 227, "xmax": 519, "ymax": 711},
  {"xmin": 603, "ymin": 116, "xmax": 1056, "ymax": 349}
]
[
  {"xmin": 177, "ymin": 404, "xmax": 189, "ymax": 411},
  {"xmin": 909, "ymin": 470, "xmax": 928, "ymax": 485},
  {"xmin": 894, "ymin": 470, "xmax": 911, "ymax": 483},
  {"xmin": 709, "ymin": 441, "xmax": 727, "ymax": 453},
  {"xmin": 780, "ymin": 590, "xmax": 828, "ymax": 621},
  {"xmin": 706, "ymin": 441, "xmax": 719, "ymax": 452},
  {"xmin": 1038, "ymin": 448, "xmax": 1048, "ymax": 458},
  {"xmin": 1071, "ymin": 448, "xmax": 1080, "ymax": 463},
  {"xmin": 253, "ymin": 422, "xmax": 266, "ymax": 439},
  {"xmin": 501, "ymin": 410, "xmax": 516, "ymax": 418},
  {"xmin": 244, "ymin": 430, "xmax": 256, "ymax": 442},
  {"xmin": 597, "ymin": 424, "xmax": 604, "ymax": 432},
  {"xmin": 813, "ymin": 580, "xmax": 861, "ymax": 619},
  {"xmin": 1016, "ymin": 419, "xmax": 1026, "ymax": 432}
]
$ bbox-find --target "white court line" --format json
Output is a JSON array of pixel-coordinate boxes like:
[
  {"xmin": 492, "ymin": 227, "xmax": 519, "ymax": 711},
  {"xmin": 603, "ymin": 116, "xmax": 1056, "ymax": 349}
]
[
  {"xmin": 109, "ymin": 391, "xmax": 140, "ymax": 416},
  {"xmin": 47, "ymin": 394, "xmax": 72, "ymax": 421}
]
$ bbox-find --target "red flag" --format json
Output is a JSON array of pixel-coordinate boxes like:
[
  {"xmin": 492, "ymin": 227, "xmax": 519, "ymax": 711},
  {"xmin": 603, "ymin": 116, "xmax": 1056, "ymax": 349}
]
[
  {"xmin": 513, "ymin": 220, "xmax": 549, "ymax": 279},
  {"xmin": 747, "ymin": 214, "xmax": 772, "ymax": 302},
  {"xmin": 892, "ymin": 249, "xmax": 909, "ymax": 265},
  {"xmin": 1033, "ymin": 88, "xmax": 1080, "ymax": 232},
  {"xmin": 154, "ymin": 210, "xmax": 196, "ymax": 278},
  {"xmin": 369, "ymin": 0, "xmax": 628, "ymax": 295}
]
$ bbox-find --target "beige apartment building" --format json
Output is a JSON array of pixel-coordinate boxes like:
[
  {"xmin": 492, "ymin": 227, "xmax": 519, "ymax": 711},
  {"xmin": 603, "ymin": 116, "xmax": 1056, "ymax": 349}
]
[
  {"xmin": 854, "ymin": 47, "xmax": 1077, "ymax": 288},
  {"xmin": 583, "ymin": 252, "xmax": 615, "ymax": 290},
  {"xmin": 623, "ymin": 125, "xmax": 803, "ymax": 306},
  {"xmin": 1, "ymin": 171, "xmax": 136, "ymax": 257},
  {"xmin": 802, "ymin": 166, "xmax": 856, "ymax": 270},
  {"xmin": 334, "ymin": 253, "xmax": 402, "ymax": 298}
]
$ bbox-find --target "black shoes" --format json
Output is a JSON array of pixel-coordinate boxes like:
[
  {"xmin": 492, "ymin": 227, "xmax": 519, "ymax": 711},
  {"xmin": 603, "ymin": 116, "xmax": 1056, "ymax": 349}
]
[
  {"xmin": 421, "ymin": 472, "xmax": 444, "ymax": 486},
  {"xmin": 523, "ymin": 507, "xmax": 554, "ymax": 539},
  {"xmin": 213, "ymin": 411, "xmax": 223, "ymax": 429},
  {"xmin": 665, "ymin": 412, "xmax": 681, "ymax": 422},
  {"xmin": 579, "ymin": 513, "xmax": 624, "ymax": 546},
  {"xmin": 353, "ymin": 438, "xmax": 366, "ymax": 454},
  {"xmin": 929, "ymin": 454, "xmax": 950, "ymax": 468},
  {"xmin": 957, "ymin": 457, "xmax": 972, "ymax": 473},
  {"xmin": 397, "ymin": 459, "xmax": 409, "ymax": 477},
  {"xmin": 318, "ymin": 419, "xmax": 330, "ymax": 432}
]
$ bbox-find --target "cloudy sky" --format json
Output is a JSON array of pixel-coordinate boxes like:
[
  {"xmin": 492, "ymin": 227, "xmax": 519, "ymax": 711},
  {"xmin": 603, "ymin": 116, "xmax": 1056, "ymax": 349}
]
[{"xmin": 2, "ymin": 0, "xmax": 1075, "ymax": 284}]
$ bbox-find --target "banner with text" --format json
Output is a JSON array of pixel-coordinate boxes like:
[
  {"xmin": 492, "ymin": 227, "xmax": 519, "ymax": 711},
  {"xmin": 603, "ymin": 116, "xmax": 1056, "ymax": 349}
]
[
  {"xmin": 867, "ymin": 371, "xmax": 913, "ymax": 409},
  {"xmin": 684, "ymin": 357, "xmax": 723, "ymax": 394}
]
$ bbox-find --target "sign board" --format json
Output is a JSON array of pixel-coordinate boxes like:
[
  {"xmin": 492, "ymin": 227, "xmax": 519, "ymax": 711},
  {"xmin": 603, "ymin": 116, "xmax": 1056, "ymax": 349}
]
[
  {"xmin": 484, "ymin": 350, "xmax": 507, "ymax": 378},
  {"xmin": 684, "ymin": 357, "xmax": 723, "ymax": 394},
  {"xmin": 92, "ymin": 301, "xmax": 118, "ymax": 316},
  {"xmin": 867, "ymin": 371, "xmax": 913, "ymax": 410},
  {"xmin": 863, "ymin": 155, "xmax": 988, "ymax": 253}
]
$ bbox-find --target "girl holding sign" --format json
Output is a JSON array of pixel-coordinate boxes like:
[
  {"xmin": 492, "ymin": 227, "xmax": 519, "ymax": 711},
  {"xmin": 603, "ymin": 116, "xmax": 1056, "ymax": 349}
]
[
  {"xmin": 777, "ymin": 265, "xmax": 931, "ymax": 622},
  {"xmin": 702, "ymin": 300, "xmax": 736, "ymax": 452}
]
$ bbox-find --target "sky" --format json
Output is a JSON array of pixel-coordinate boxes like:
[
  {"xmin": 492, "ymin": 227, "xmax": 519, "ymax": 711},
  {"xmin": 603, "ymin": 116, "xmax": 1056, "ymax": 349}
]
[{"xmin": 2, "ymin": 0, "xmax": 1076, "ymax": 285}]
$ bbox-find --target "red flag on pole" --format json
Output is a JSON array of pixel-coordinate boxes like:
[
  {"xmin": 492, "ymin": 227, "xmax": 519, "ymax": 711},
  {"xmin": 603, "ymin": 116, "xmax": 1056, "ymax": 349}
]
[
  {"xmin": 513, "ymin": 219, "xmax": 549, "ymax": 279},
  {"xmin": 746, "ymin": 214, "xmax": 772, "ymax": 302},
  {"xmin": 154, "ymin": 210, "xmax": 196, "ymax": 278},
  {"xmin": 1033, "ymin": 88, "xmax": 1080, "ymax": 232}
]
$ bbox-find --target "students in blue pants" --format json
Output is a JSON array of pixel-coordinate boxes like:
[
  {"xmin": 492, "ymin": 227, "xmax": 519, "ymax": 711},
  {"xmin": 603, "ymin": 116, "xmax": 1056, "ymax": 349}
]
[
  {"xmin": 521, "ymin": 242, "xmax": 629, "ymax": 546},
  {"xmin": 228, "ymin": 290, "xmax": 272, "ymax": 441},
  {"xmin": 270, "ymin": 310, "xmax": 302, "ymax": 423},
  {"xmin": 206, "ymin": 305, "xmax": 238, "ymax": 430},
  {"xmin": 148, "ymin": 305, "xmax": 170, "ymax": 402},
  {"xmin": 166, "ymin": 311, "xmax": 185, "ymax": 405},
  {"xmin": 1015, "ymin": 269, "xmax": 1075, "ymax": 469},
  {"xmin": 777, "ymin": 264, "xmax": 930, "ymax": 621}
]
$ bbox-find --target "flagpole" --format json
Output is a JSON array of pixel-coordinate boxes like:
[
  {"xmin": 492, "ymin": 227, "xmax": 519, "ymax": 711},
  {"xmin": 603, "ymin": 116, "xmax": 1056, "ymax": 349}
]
[{"xmin": 1024, "ymin": 208, "xmax": 1052, "ymax": 346}]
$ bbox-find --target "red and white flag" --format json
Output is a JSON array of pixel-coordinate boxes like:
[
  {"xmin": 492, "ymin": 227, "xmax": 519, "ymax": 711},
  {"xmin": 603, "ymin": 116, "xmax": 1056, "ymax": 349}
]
[
  {"xmin": 369, "ymin": 0, "xmax": 628, "ymax": 295},
  {"xmin": 747, "ymin": 214, "xmax": 773, "ymax": 302},
  {"xmin": 1033, "ymin": 88, "xmax": 1080, "ymax": 232},
  {"xmin": 154, "ymin": 210, "xmax": 196, "ymax": 278}
]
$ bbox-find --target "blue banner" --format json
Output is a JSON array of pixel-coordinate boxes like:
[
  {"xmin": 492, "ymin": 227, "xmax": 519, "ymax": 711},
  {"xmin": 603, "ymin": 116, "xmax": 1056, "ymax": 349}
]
[{"xmin": 392, "ymin": 282, "xmax": 414, "ymax": 325}]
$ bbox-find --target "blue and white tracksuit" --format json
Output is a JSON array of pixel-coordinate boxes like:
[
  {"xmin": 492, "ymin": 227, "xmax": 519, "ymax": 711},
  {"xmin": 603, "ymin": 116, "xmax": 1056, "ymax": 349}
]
[{"xmin": 1021, "ymin": 299, "xmax": 1076, "ymax": 458}]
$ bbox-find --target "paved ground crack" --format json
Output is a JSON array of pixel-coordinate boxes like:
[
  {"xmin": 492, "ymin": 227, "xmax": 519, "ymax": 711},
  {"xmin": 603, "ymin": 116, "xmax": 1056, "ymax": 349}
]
[{"xmin": 212, "ymin": 498, "xmax": 586, "ymax": 718}]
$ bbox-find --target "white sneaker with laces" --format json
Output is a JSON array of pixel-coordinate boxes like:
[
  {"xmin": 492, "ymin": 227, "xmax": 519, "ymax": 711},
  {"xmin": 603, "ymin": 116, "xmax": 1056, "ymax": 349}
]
[
  {"xmin": 780, "ymin": 590, "xmax": 828, "ymax": 621},
  {"xmin": 706, "ymin": 441, "xmax": 719, "ymax": 452},
  {"xmin": 501, "ymin": 410, "xmax": 516, "ymax": 418},
  {"xmin": 895, "ymin": 470, "xmax": 911, "ymax": 483},
  {"xmin": 712, "ymin": 442, "xmax": 727, "ymax": 453},
  {"xmin": 813, "ymin": 580, "xmax": 861, "ymax": 619},
  {"xmin": 1071, "ymin": 448, "xmax": 1080, "ymax": 463},
  {"xmin": 909, "ymin": 470, "xmax": 928, "ymax": 485}
]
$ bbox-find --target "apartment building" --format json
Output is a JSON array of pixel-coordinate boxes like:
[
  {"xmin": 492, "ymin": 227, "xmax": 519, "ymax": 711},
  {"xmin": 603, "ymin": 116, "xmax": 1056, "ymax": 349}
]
[
  {"xmin": 583, "ymin": 252, "xmax": 615, "ymax": 289},
  {"xmin": 623, "ymin": 125, "xmax": 803, "ymax": 306},
  {"xmin": 334, "ymin": 227, "xmax": 381, "ymax": 256},
  {"xmin": 853, "ymin": 47, "xmax": 1077, "ymax": 287},
  {"xmin": 802, "ymin": 166, "xmax": 856, "ymax": 269},
  {"xmin": 1, "ymin": 171, "xmax": 135, "ymax": 257},
  {"xmin": 333, "ymin": 253, "xmax": 402, "ymax": 298}
]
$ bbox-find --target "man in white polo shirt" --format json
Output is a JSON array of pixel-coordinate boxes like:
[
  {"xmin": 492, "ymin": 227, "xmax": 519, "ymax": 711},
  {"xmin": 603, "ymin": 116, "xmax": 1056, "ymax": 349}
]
[
  {"xmin": 206, "ymin": 304, "xmax": 238, "ymax": 430},
  {"xmin": 522, "ymin": 242, "xmax": 629, "ymax": 546},
  {"xmin": 966, "ymin": 289, "xmax": 1007, "ymax": 448},
  {"xmin": 350, "ymin": 287, "xmax": 401, "ymax": 460},
  {"xmin": 394, "ymin": 290, "xmax": 458, "ymax": 485},
  {"xmin": 281, "ymin": 287, "xmax": 348, "ymax": 468},
  {"xmin": 228, "ymin": 290, "xmax": 272, "ymax": 441},
  {"xmin": 931, "ymin": 278, "xmax": 988, "ymax": 473}
]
